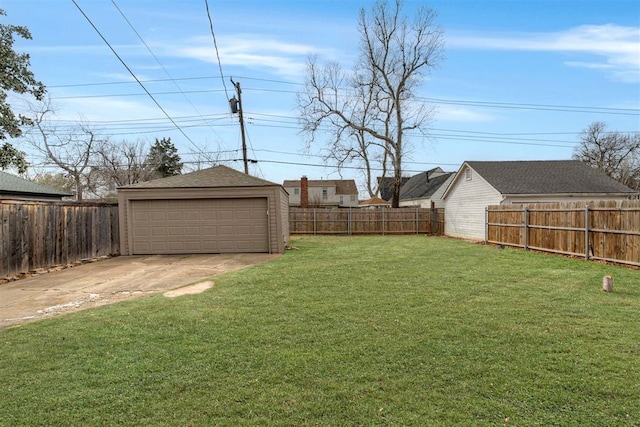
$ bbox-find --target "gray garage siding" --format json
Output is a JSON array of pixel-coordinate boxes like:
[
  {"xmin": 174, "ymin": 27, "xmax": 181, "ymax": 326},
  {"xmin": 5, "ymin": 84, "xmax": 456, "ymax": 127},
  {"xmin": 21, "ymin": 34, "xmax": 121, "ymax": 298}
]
[
  {"xmin": 118, "ymin": 165, "xmax": 289, "ymax": 255},
  {"xmin": 131, "ymin": 198, "xmax": 269, "ymax": 254}
]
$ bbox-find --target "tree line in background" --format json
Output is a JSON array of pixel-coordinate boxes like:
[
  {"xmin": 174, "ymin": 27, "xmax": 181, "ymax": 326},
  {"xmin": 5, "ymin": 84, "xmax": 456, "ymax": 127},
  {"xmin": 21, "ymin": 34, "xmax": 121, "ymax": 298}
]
[
  {"xmin": 29, "ymin": 130, "xmax": 183, "ymax": 202},
  {"xmin": 24, "ymin": 98, "xmax": 184, "ymax": 200},
  {"xmin": 572, "ymin": 122, "xmax": 640, "ymax": 192},
  {"xmin": 0, "ymin": 7, "xmax": 184, "ymax": 201},
  {"xmin": 1, "ymin": 4, "xmax": 639, "ymax": 202}
]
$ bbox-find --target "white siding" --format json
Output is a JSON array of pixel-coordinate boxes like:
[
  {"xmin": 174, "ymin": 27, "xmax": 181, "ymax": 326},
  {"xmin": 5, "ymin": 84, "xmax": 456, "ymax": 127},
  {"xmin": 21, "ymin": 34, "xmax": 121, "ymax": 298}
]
[
  {"xmin": 399, "ymin": 198, "xmax": 431, "ymax": 208},
  {"xmin": 430, "ymin": 174, "xmax": 456, "ymax": 209},
  {"xmin": 444, "ymin": 165, "xmax": 502, "ymax": 240},
  {"xmin": 398, "ymin": 174, "xmax": 455, "ymax": 209},
  {"xmin": 284, "ymin": 184, "xmax": 358, "ymax": 207}
]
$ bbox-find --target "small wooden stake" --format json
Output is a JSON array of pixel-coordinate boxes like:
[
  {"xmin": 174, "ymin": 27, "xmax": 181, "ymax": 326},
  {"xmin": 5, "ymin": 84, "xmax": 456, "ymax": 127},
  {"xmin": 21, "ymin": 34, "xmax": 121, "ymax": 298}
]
[{"xmin": 602, "ymin": 275, "xmax": 613, "ymax": 292}]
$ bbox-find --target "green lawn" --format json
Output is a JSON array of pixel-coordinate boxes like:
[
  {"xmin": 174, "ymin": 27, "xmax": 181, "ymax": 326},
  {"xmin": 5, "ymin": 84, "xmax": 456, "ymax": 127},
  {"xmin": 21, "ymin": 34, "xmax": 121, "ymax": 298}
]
[{"xmin": 1, "ymin": 236, "xmax": 638, "ymax": 426}]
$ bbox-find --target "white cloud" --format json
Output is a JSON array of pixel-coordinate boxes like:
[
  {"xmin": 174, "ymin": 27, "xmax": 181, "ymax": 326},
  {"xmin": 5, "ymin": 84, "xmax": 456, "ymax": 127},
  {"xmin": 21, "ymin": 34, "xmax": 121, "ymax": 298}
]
[
  {"xmin": 163, "ymin": 36, "xmax": 300, "ymax": 79},
  {"xmin": 564, "ymin": 61, "xmax": 614, "ymax": 70},
  {"xmin": 435, "ymin": 105, "xmax": 495, "ymax": 123},
  {"xmin": 159, "ymin": 34, "xmax": 343, "ymax": 80},
  {"xmin": 448, "ymin": 24, "xmax": 640, "ymax": 83}
]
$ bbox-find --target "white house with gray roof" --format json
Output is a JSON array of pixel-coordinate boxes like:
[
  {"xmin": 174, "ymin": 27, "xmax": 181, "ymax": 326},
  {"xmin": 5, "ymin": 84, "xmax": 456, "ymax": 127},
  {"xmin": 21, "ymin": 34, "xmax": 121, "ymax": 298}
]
[
  {"xmin": 442, "ymin": 160, "xmax": 637, "ymax": 241},
  {"xmin": 398, "ymin": 168, "xmax": 456, "ymax": 208}
]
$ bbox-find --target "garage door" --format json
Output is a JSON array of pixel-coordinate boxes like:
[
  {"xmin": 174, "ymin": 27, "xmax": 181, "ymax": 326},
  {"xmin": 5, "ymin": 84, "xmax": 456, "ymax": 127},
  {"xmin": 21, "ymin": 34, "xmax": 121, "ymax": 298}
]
[{"xmin": 130, "ymin": 198, "xmax": 269, "ymax": 254}]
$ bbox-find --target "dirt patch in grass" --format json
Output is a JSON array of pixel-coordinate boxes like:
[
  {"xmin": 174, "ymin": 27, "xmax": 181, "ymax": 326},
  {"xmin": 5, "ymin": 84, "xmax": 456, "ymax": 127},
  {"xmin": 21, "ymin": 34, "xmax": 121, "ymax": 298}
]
[{"xmin": 163, "ymin": 281, "xmax": 214, "ymax": 298}]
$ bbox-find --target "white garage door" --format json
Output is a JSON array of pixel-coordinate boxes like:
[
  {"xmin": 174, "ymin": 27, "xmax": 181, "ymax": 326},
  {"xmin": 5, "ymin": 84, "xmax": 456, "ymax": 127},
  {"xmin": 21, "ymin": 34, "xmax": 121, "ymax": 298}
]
[{"xmin": 131, "ymin": 198, "xmax": 269, "ymax": 254}]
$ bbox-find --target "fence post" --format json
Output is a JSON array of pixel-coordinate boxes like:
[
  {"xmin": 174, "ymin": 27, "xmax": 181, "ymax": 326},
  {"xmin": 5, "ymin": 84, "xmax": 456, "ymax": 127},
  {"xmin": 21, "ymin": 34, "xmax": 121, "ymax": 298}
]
[
  {"xmin": 382, "ymin": 207, "xmax": 385, "ymax": 236},
  {"xmin": 415, "ymin": 207, "xmax": 419, "ymax": 234},
  {"xmin": 433, "ymin": 208, "xmax": 439, "ymax": 235},
  {"xmin": 348, "ymin": 207, "xmax": 352, "ymax": 236},
  {"xmin": 484, "ymin": 207, "xmax": 488, "ymax": 244},
  {"xmin": 313, "ymin": 208, "xmax": 317, "ymax": 236},
  {"xmin": 584, "ymin": 205, "xmax": 590, "ymax": 261},
  {"xmin": 523, "ymin": 206, "xmax": 529, "ymax": 250}
]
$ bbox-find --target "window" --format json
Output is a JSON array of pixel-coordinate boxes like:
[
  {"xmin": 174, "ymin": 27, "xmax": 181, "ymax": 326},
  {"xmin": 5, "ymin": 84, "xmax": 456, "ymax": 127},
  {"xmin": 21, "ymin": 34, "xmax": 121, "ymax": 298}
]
[
  {"xmin": 322, "ymin": 188, "xmax": 328, "ymax": 199},
  {"xmin": 294, "ymin": 188, "xmax": 299, "ymax": 195},
  {"xmin": 465, "ymin": 169, "xmax": 472, "ymax": 181},
  {"xmin": 350, "ymin": 195, "xmax": 356, "ymax": 202},
  {"xmin": 339, "ymin": 195, "xmax": 344, "ymax": 205}
]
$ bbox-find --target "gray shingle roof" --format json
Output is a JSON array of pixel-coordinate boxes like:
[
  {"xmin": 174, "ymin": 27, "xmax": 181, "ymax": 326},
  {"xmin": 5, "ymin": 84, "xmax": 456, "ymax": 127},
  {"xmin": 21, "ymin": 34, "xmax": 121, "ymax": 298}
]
[
  {"xmin": 376, "ymin": 176, "xmax": 411, "ymax": 201},
  {"xmin": 0, "ymin": 171, "xmax": 71, "ymax": 196},
  {"xmin": 400, "ymin": 172, "xmax": 454, "ymax": 200},
  {"xmin": 118, "ymin": 165, "xmax": 280, "ymax": 189},
  {"xmin": 466, "ymin": 160, "xmax": 636, "ymax": 195}
]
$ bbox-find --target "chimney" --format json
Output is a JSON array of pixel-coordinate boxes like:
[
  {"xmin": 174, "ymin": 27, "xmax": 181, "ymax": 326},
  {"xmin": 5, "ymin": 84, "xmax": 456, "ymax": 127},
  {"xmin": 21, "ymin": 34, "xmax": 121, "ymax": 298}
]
[{"xmin": 300, "ymin": 176, "xmax": 309, "ymax": 208}]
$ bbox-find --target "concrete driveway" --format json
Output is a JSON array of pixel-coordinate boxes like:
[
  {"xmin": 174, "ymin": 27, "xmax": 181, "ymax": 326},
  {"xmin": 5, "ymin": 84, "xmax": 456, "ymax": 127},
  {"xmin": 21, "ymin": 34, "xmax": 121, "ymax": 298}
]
[{"xmin": 0, "ymin": 253, "xmax": 279, "ymax": 329}]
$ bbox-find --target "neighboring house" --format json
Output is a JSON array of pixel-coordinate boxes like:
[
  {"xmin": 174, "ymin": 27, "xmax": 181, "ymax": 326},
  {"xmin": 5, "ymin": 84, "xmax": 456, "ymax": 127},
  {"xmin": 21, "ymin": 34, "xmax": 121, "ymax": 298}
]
[
  {"xmin": 284, "ymin": 177, "xmax": 359, "ymax": 207},
  {"xmin": 118, "ymin": 165, "xmax": 289, "ymax": 255},
  {"xmin": 398, "ymin": 168, "xmax": 455, "ymax": 208},
  {"xmin": 443, "ymin": 160, "xmax": 637, "ymax": 241},
  {"xmin": 359, "ymin": 196, "xmax": 391, "ymax": 208},
  {"xmin": 377, "ymin": 176, "xmax": 410, "ymax": 201},
  {"xmin": 0, "ymin": 171, "xmax": 71, "ymax": 201}
]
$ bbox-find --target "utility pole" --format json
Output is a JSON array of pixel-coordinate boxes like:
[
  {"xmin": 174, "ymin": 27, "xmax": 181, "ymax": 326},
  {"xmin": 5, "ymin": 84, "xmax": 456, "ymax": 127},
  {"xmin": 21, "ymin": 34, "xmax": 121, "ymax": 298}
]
[{"xmin": 229, "ymin": 78, "xmax": 248, "ymax": 174}]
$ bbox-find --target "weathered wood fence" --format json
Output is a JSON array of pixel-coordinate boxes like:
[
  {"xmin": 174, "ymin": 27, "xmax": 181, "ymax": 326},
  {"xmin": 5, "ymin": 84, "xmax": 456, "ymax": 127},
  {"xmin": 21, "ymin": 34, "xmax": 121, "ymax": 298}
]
[
  {"xmin": 1, "ymin": 200, "xmax": 120, "ymax": 278},
  {"xmin": 290, "ymin": 207, "xmax": 445, "ymax": 235},
  {"xmin": 486, "ymin": 201, "xmax": 640, "ymax": 267}
]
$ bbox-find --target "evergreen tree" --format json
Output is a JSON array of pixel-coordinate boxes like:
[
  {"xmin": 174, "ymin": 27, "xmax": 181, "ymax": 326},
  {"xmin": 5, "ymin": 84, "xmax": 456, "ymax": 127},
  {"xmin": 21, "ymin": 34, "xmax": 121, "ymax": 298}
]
[{"xmin": 147, "ymin": 137, "xmax": 182, "ymax": 177}]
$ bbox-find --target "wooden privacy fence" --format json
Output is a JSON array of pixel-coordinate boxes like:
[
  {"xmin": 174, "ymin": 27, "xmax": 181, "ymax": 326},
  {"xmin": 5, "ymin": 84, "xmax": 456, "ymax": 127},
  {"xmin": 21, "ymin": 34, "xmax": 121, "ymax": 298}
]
[
  {"xmin": 0, "ymin": 200, "xmax": 120, "ymax": 278},
  {"xmin": 290, "ymin": 207, "xmax": 444, "ymax": 235},
  {"xmin": 486, "ymin": 200, "xmax": 640, "ymax": 267}
]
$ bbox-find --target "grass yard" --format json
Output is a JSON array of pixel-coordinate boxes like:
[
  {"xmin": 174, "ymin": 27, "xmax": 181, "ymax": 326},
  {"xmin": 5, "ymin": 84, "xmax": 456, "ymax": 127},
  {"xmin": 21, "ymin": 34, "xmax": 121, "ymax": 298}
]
[{"xmin": 1, "ymin": 235, "xmax": 638, "ymax": 426}]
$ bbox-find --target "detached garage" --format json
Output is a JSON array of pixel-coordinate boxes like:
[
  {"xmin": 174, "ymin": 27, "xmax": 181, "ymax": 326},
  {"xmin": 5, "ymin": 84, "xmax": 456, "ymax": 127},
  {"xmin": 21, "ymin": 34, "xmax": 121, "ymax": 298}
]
[{"xmin": 118, "ymin": 165, "xmax": 289, "ymax": 255}]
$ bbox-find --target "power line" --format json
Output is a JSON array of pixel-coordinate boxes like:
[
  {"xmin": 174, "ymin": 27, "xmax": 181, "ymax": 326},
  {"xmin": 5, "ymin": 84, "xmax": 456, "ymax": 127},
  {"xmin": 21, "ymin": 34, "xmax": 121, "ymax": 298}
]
[
  {"xmin": 111, "ymin": 0, "xmax": 224, "ymax": 142},
  {"xmin": 422, "ymin": 97, "xmax": 640, "ymax": 116},
  {"xmin": 50, "ymin": 85, "xmax": 640, "ymax": 117},
  {"xmin": 203, "ymin": 0, "xmax": 230, "ymax": 103},
  {"xmin": 71, "ymin": 0, "xmax": 206, "ymax": 156}
]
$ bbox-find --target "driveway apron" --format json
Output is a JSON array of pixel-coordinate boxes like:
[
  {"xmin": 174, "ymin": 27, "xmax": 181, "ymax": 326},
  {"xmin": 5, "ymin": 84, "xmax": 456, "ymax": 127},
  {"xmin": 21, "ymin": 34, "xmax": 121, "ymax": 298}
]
[{"xmin": 0, "ymin": 253, "xmax": 278, "ymax": 328}]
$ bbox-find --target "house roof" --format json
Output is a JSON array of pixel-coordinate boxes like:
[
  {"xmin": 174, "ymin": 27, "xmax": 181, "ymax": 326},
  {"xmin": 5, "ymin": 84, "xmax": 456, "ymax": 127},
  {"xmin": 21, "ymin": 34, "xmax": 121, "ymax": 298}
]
[
  {"xmin": 463, "ymin": 160, "xmax": 636, "ymax": 195},
  {"xmin": 0, "ymin": 171, "xmax": 71, "ymax": 197},
  {"xmin": 400, "ymin": 172, "xmax": 455, "ymax": 200},
  {"xmin": 359, "ymin": 196, "xmax": 391, "ymax": 206},
  {"xmin": 282, "ymin": 179, "xmax": 358, "ymax": 195},
  {"xmin": 377, "ymin": 176, "xmax": 411, "ymax": 201},
  {"xmin": 118, "ymin": 165, "xmax": 280, "ymax": 189}
]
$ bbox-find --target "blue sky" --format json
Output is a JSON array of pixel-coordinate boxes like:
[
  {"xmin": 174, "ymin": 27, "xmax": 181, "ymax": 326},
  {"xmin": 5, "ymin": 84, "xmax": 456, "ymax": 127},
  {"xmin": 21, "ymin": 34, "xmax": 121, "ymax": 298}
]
[{"xmin": 4, "ymin": 0, "xmax": 639, "ymax": 192}]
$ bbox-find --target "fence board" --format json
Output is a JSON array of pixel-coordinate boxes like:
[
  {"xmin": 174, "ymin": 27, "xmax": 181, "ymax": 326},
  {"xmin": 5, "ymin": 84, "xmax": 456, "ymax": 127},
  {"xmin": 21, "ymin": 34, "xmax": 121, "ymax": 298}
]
[
  {"xmin": 487, "ymin": 201, "xmax": 640, "ymax": 267},
  {"xmin": 0, "ymin": 200, "xmax": 119, "ymax": 278},
  {"xmin": 290, "ymin": 207, "xmax": 444, "ymax": 236}
]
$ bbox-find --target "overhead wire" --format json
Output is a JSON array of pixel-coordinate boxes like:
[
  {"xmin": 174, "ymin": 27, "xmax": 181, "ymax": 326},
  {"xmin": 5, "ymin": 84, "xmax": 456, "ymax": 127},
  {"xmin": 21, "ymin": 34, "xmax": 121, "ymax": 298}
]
[
  {"xmin": 71, "ymin": 0, "xmax": 207, "ymax": 156},
  {"xmin": 203, "ymin": 0, "xmax": 231, "ymax": 103},
  {"xmin": 110, "ymin": 0, "xmax": 224, "ymax": 142},
  {"xmin": 47, "ymin": 75, "xmax": 640, "ymax": 116}
]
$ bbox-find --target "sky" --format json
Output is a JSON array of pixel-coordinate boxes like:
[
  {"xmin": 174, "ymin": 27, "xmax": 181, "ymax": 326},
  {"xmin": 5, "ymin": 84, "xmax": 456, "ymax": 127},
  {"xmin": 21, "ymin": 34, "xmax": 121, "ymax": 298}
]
[{"xmin": 3, "ymin": 0, "xmax": 640, "ymax": 194}]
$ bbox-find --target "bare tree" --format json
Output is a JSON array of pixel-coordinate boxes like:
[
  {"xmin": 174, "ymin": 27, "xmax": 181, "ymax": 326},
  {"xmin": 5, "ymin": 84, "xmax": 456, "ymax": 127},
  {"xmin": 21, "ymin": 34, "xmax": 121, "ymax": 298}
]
[
  {"xmin": 183, "ymin": 142, "xmax": 235, "ymax": 172},
  {"xmin": 25, "ymin": 100, "xmax": 101, "ymax": 200},
  {"xmin": 573, "ymin": 122, "xmax": 640, "ymax": 190},
  {"xmin": 88, "ymin": 138, "xmax": 155, "ymax": 200},
  {"xmin": 298, "ymin": 0, "xmax": 444, "ymax": 206}
]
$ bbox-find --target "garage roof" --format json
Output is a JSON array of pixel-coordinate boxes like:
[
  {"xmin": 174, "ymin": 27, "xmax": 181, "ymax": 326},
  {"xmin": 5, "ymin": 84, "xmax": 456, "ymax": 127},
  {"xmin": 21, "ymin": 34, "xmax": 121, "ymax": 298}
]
[{"xmin": 118, "ymin": 165, "xmax": 280, "ymax": 189}]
